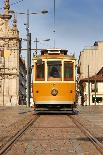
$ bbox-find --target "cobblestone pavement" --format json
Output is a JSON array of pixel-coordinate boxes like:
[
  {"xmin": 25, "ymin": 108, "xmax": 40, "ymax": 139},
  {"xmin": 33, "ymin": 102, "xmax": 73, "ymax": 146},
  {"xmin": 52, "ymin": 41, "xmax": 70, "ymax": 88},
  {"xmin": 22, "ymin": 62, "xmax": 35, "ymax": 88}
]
[
  {"xmin": 0, "ymin": 105, "xmax": 33, "ymax": 131},
  {"xmin": 77, "ymin": 105, "xmax": 103, "ymax": 144},
  {"xmin": 0, "ymin": 106, "xmax": 33, "ymax": 148},
  {"xmin": 0, "ymin": 105, "xmax": 103, "ymax": 155}
]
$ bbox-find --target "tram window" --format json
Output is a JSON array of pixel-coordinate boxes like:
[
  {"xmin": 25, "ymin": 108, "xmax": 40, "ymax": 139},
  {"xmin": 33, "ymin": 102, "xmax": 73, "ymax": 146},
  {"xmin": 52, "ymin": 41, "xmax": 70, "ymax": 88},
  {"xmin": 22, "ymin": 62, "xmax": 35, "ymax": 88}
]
[
  {"xmin": 64, "ymin": 62, "xmax": 73, "ymax": 81},
  {"xmin": 47, "ymin": 61, "xmax": 61, "ymax": 81},
  {"xmin": 36, "ymin": 62, "xmax": 45, "ymax": 81}
]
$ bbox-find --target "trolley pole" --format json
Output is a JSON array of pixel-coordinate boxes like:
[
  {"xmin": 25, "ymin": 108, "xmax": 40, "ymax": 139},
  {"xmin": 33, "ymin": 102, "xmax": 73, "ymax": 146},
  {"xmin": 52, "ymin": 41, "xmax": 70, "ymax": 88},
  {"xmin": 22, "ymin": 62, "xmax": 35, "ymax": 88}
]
[
  {"xmin": 3, "ymin": 57, "xmax": 5, "ymax": 106},
  {"xmin": 26, "ymin": 10, "xmax": 31, "ymax": 107},
  {"xmin": 34, "ymin": 37, "xmax": 39, "ymax": 56}
]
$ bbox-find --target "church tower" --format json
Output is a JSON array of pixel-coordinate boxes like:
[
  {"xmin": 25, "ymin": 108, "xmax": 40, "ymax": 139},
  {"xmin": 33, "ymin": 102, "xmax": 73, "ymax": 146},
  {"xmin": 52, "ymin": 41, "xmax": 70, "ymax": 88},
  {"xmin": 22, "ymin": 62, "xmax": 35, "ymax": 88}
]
[{"xmin": 0, "ymin": 0, "xmax": 21, "ymax": 106}]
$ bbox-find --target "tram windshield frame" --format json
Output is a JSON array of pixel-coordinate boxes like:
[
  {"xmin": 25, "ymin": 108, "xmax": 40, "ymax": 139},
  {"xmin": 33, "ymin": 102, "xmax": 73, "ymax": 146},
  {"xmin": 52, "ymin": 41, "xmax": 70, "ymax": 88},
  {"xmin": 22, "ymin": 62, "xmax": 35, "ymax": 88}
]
[{"xmin": 35, "ymin": 60, "xmax": 74, "ymax": 81}]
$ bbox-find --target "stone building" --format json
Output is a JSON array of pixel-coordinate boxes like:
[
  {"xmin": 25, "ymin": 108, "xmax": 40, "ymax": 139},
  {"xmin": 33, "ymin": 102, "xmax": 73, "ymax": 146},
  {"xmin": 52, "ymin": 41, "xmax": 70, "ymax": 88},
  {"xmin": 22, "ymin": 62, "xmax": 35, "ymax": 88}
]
[
  {"xmin": 0, "ymin": 0, "xmax": 26, "ymax": 106},
  {"xmin": 78, "ymin": 41, "xmax": 103, "ymax": 80},
  {"xmin": 78, "ymin": 41, "xmax": 103, "ymax": 105}
]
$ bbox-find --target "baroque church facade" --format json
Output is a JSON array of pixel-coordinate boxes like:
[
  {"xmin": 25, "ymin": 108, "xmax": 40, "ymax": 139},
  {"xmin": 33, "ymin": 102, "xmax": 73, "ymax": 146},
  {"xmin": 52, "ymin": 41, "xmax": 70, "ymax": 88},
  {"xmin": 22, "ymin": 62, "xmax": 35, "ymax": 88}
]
[{"xmin": 0, "ymin": 0, "xmax": 26, "ymax": 106}]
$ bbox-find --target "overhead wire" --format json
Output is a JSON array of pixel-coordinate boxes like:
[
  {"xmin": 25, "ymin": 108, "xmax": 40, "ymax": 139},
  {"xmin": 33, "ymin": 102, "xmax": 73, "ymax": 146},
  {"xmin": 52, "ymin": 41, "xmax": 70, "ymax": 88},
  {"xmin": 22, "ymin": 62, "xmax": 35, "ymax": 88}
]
[{"xmin": 53, "ymin": 0, "xmax": 56, "ymax": 48}]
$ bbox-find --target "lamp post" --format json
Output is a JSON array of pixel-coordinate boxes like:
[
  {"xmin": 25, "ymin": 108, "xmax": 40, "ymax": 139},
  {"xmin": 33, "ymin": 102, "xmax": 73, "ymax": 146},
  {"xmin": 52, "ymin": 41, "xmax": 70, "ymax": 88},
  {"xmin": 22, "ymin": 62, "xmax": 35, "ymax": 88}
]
[
  {"xmin": 94, "ymin": 74, "xmax": 97, "ymax": 105},
  {"xmin": 3, "ymin": 54, "xmax": 5, "ymax": 106},
  {"xmin": 25, "ymin": 10, "xmax": 31, "ymax": 107},
  {"xmin": 20, "ymin": 9, "xmax": 48, "ymax": 107},
  {"xmin": 88, "ymin": 65, "xmax": 90, "ymax": 106}
]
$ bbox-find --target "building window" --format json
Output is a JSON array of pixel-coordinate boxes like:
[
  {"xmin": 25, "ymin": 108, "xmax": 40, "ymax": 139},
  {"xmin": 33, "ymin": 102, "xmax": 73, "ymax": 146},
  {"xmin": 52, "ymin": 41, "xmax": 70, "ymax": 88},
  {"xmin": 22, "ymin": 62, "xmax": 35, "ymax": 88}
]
[
  {"xmin": 91, "ymin": 82, "xmax": 98, "ymax": 92},
  {"xmin": 92, "ymin": 96, "xmax": 102, "ymax": 103}
]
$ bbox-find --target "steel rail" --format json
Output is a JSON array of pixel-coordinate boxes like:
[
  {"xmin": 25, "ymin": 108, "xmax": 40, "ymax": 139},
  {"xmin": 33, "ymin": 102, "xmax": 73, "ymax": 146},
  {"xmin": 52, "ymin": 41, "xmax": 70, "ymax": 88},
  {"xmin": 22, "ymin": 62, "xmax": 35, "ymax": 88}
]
[
  {"xmin": 69, "ymin": 115, "xmax": 103, "ymax": 154},
  {"xmin": 0, "ymin": 115, "xmax": 40, "ymax": 155}
]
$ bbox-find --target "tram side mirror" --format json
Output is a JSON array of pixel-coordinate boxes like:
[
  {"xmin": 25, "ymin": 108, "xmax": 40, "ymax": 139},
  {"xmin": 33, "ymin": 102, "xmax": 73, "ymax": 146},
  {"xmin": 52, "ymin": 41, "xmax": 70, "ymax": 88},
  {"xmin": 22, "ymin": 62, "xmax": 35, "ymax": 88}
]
[{"xmin": 37, "ymin": 59, "xmax": 43, "ymax": 65}]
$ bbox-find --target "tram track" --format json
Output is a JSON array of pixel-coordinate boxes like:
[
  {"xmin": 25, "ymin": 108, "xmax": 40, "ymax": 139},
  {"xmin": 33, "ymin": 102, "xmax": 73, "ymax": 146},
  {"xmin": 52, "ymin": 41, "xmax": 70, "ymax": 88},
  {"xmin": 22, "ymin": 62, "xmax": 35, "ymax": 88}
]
[
  {"xmin": 0, "ymin": 114, "xmax": 40, "ymax": 155},
  {"xmin": 69, "ymin": 115, "xmax": 103, "ymax": 154},
  {"xmin": 0, "ymin": 113, "xmax": 103, "ymax": 155}
]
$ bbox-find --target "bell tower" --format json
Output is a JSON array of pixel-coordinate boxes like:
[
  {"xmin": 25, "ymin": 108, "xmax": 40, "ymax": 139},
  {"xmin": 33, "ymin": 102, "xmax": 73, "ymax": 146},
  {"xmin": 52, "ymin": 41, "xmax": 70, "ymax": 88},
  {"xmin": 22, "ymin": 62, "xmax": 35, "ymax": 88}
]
[
  {"xmin": 3, "ymin": 0, "xmax": 12, "ymax": 30},
  {"xmin": 4, "ymin": 0, "xmax": 10, "ymax": 15},
  {"xmin": 0, "ymin": 0, "xmax": 20, "ymax": 106}
]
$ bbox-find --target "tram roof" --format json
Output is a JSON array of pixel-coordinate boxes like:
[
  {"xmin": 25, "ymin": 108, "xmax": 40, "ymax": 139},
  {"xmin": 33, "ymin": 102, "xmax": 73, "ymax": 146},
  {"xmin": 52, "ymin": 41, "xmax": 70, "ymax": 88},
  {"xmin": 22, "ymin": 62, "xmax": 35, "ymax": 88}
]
[
  {"xmin": 41, "ymin": 49, "xmax": 68, "ymax": 55},
  {"xmin": 33, "ymin": 53, "xmax": 76, "ymax": 61},
  {"xmin": 32, "ymin": 48, "xmax": 76, "ymax": 61}
]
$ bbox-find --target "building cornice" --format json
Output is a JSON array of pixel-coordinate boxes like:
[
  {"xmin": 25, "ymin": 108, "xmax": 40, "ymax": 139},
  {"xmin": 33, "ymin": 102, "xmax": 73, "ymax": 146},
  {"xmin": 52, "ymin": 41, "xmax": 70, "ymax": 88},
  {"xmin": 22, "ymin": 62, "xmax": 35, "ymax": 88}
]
[
  {"xmin": 0, "ymin": 14, "xmax": 12, "ymax": 20},
  {"xmin": 0, "ymin": 36, "xmax": 19, "ymax": 40}
]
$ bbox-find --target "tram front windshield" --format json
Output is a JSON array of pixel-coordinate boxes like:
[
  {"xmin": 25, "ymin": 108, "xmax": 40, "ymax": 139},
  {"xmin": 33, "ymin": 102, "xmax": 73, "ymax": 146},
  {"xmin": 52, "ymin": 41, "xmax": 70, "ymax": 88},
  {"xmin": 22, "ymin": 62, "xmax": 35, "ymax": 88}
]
[{"xmin": 48, "ymin": 61, "xmax": 61, "ymax": 80}]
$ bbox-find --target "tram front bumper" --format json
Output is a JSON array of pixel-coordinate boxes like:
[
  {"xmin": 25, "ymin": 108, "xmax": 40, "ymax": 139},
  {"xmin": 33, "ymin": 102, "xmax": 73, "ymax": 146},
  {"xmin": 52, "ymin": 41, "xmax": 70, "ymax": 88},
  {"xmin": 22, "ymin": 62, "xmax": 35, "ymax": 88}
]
[{"xmin": 35, "ymin": 101, "xmax": 74, "ymax": 105}]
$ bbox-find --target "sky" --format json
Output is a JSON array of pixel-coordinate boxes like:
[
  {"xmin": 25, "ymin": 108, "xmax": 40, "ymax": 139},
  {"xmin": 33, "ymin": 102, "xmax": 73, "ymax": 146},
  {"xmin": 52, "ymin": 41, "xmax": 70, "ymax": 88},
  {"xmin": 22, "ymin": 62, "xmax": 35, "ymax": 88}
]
[{"xmin": 1, "ymin": 0, "xmax": 103, "ymax": 58}]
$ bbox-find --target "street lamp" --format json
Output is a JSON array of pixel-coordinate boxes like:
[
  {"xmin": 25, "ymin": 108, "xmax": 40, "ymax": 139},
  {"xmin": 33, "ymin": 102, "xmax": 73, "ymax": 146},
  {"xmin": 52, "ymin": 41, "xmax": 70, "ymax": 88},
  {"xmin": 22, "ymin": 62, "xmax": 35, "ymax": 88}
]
[
  {"xmin": 21, "ymin": 9, "xmax": 48, "ymax": 107},
  {"xmin": 43, "ymin": 39, "xmax": 50, "ymax": 41},
  {"xmin": 9, "ymin": 10, "xmax": 15, "ymax": 14}
]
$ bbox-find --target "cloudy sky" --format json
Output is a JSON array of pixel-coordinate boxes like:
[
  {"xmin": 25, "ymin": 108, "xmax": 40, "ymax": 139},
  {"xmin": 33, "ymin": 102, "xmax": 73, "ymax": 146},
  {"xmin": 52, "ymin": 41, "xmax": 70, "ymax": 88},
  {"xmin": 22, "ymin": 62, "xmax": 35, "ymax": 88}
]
[{"xmin": 0, "ymin": 0, "xmax": 103, "ymax": 58}]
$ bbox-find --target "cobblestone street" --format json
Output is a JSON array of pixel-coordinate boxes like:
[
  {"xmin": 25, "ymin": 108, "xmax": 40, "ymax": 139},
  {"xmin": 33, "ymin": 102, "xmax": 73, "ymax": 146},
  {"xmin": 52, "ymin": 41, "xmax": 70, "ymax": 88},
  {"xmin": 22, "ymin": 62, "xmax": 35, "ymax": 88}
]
[{"xmin": 0, "ymin": 106, "xmax": 103, "ymax": 155}]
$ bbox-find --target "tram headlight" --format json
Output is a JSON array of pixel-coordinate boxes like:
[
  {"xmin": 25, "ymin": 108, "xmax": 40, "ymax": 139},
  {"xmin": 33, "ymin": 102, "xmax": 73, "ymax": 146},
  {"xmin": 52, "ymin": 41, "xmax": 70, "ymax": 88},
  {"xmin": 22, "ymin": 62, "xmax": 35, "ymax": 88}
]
[{"xmin": 51, "ymin": 89, "xmax": 58, "ymax": 96}]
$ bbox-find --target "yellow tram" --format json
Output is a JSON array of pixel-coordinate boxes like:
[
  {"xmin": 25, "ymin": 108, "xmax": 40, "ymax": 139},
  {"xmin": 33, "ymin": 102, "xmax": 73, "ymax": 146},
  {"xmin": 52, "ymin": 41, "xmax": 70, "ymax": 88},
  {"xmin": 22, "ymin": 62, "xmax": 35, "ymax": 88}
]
[{"xmin": 32, "ymin": 49, "xmax": 76, "ymax": 111}]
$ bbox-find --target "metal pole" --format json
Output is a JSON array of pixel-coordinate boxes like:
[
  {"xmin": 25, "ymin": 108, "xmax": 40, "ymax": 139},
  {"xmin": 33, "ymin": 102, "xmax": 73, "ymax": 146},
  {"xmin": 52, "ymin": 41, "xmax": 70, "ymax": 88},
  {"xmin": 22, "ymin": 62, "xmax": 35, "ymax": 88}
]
[
  {"xmin": 88, "ymin": 65, "xmax": 90, "ymax": 106},
  {"xmin": 3, "ymin": 57, "xmax": 5, "ymax": 106},
  {"xmin": 94, "ymin": 76, "xmax": 96, "ymax": 105},
  {"xmin": 53, "ymin": 0, "xmax": 56, "ymax": 48},
  {"xmin": 27, "ymin": 33, "xmax": 31, "ymax": 107},
  {"xmin": 26, "ymin": 9, "xmax": 31, "ymax": 107}
]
